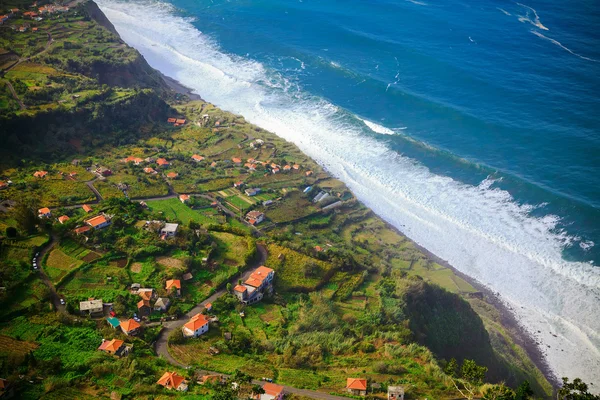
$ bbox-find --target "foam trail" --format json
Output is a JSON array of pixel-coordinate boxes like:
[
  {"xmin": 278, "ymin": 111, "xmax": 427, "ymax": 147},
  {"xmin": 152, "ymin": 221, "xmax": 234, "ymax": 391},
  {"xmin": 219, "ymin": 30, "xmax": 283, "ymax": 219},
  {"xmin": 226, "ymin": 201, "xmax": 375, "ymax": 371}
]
[
  {"xmin": 362, "ymin": 119, "xmax": 396, "ymax": 135},
  {"xmin": 96, "ymin": 0, "xmax": 600, "ymax": 386},
  {"xmin": 497, "ymin": 7, "xmax": 511, "ymax": 16},
  {"xmin": 531, "ymin": 31, "xmax": 599, "ymax": 63},
  {"xmin": 516, "ymin": 2, "xmax": 549, "ymax": 30}
]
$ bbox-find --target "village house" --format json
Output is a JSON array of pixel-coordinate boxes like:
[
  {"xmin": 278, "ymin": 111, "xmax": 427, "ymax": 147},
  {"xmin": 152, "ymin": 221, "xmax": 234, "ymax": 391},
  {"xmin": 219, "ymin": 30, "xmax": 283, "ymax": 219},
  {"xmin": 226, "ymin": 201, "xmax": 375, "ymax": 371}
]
[
  {"xmin": 200, "ymin": 374, "xmax": 225, "ymax": 385},
  {"xmin": 156, "ymin": 158, "xmax": 170, "ymax": 167},
  {"xmin": 33, "ymin": 170, "xmax": 47, "ymax": 178},
  {"xmin": 245, "ymin": 210, "xmax": 265, "ymax": 225},
  {"xmin": 144, "ymin": 167, "xmax": 157, "ymax": 174},
  {"xmin": 82, "ymin": 204, "xmax": 92, "ymax": 213},
  {"xmin": 106, "ymin": 317, "xmax": 120, "ymax": 330},
  {"xmin": 166, "ymin": 279, "xmax": 181, "ymax": 296},
  {"xmin": 233, "ymin": 181, "xmax": 244, "ymax": 188},
  {"xmin": 388, "ymin": 386, "xmax": 405, "ymax": 400},
  {"xmin": 97, "ymin": 339, "xmax": 129, "ymax": 357},
  {"xmin": 137, "ymin": 288, "xmax": 155, "ymax": 301},
  {"xmin": 85, "ymin": 215, "xmax": 111, "ymax": 229},
  {"xmin": 233, "ymin": 266, "xmax": 275, "ymax": 305},
  {"xmin": 253, "ymin": 383, "xmax": 285, "ymax": 400},
  {"xmin": 175, "ymin": 119, "xmax": 186, "ymax": 126},
  {"xmin": 271, "ymin": 167, "xmax": 280, "ymax": 174},
  {"xmin": 210, "ymin": 161, "xmax": 218, "ymax": 168},
  {"xmin": 0, "ymin": 181, "xmax": 8, "ymax": 190},
  {"xmin": 283, "ymin": 165, "xmax": 291, "ymax": 172},
  {"xmin": 182, "ymin": 313, "xmax": 209, "ymax": 338},
  {"xmin": 38, "ymin": 207, "xmax": 51, "ymax": 218},
  {"xmin": 79, "ymin": 299, "xmax": 103, "ymax": 316},
  {"xmin": 205, "ymin": 302, "xmax": 212, "ymax": 312},
  {"xmin": 58, "ymin": 215, "xmax": 70, "ymax": 224},
  {"xmin": 120, "ymin": 319, "xmax": 141, "ymax": 336},
  {"xmin": 154, "ymin": 297, "xmax": 171, "ymax": 312},
  {"xmin": 95, "ymin": 167, "xmax": 112, "ymax": 177},
  {"xmin": 167, "ymin": 118, "xmax": 176, "ymax": 123},
  {"xmin": 245, "ymin": 188, "xmax": 261, "ymax": 196},
  {"xmin": 293, "ymin": 164, "xmax": 300, "ymax": 170},
  {"xmin": 160, "ymin": 223, "xmax": 179, "ymax": 238},
  {"xmin": 179, "ymin": 194, "xmax": 190, "ymax": 203},
  {"xmin": 137, "ymin": 300, "xmax": 151, "ymax": 317},
  {"xmin": 306, "ymin": 170, "xmax": 313, "ymax": 176},
  {"xmin": 191, "ymin": 154, "xmax": 204, "ymax": 162},
  {"xmin": 157, "ymin": 371, "xmax": 188, "ymax": 392},
  {"xmin": 74, "ymin": 226, "xmax": 91, "ymax": 235},
  {"xmin": 231, "ymin": 157, "xmax": 242, "ymax": 165},
  {"xmin": 123, "ymin": 156, "xmax": 143, "ymax": 165},
  {"xmin": 346, "ymin": 378, "xmax": 367, "ymax": 396},
  {"xmin": 167, "ymin": 172, "xmax": 178, "ymax": 179}
]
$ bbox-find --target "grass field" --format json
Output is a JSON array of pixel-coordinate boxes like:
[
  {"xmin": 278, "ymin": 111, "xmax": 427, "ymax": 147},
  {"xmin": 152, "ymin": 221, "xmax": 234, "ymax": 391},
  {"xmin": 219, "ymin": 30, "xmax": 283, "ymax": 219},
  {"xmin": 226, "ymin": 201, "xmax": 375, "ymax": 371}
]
[
  {"xmin": 148, "ymin": 197, "xmax": 221, "ymax": 225},
  {"xmin": 266, "ymin": 243, "xmax": 335, "ymax": 291},
  {"xmin": 0, "ymin": 334, "xmax": 39, "ymax": 356},
  {"xmin": 45, "ymin": 248, "xmax": 83, "ymax": 282}
]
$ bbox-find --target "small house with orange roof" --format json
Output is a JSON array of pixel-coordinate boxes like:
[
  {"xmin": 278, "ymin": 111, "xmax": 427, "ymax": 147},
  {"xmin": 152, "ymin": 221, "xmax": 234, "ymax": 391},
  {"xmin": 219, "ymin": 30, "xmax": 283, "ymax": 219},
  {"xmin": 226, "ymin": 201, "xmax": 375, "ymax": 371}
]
[
  {"xmin": 137, "ymin": 299, "xmax": 151, "ymax": 317},
  {"xmin": 166, "ymin": 279, "xmax": 181, "ymax": 296},
  {"xmin": 179, "ymin": 194, "xmax": 190, "ymax": 203},
  {"xmin": 58, "ymin": 215, "xmax": 70, "ymax": 224},
  {"xmin": 233, "ymin": 265, "xmax": 274, "ymax": 304},
  {"xmin": 210, "ymin": 161, "xmax": 217, "ymax": 168},
  {"xmin": 283, "ymin": 165, "xmax": 291, "ymax": 172},
  {"xmin": 38, "ymin": 207, "xmax": 51, "ymax": 218},
  {"xmin": 85, "ymin": 215, "xmax": 111, "ymax": 229},
  {"xmin": 144, "ymin": 167, "xmax": 157, "ymax": 174},
  {"xmin": 231, "ymin": 157, "xmax": 242, "ymax": 165},
  {"xmin": 191, "ymin": 154, "xmax": 204, "ymax": 162},
  {"xmin": 306, "ymin": 170, "xmax": 313, "ymax": 176},
  {"xmin": 0, "ymin": 181, "xmax": 8, "ymax": 190},
  {"xmin": 175, "ymin": 119, "xmax": 186, "ymax": 125},
  {"xmin": 205, "ymin": 302, "xmax": 212, "ymax": 312},
  {"xmin": 97, "ymin": 338, "xmax": 128, "ymax": 356},
  {"xmin": 120, "ymin": 319, "xmax": 141, "ymax": 336},
  {"xmin": 182, "ymin": 313, "xmax": 209, "ymax": 338},
  {"xmin": 156, "ymin": 158, "xmax": 169, "ymax": 167},
  {"xmin": 233, "ymin": 181, "xmax": 244, "ymax": 188},
  {"xmin": 138, "ymin": 288, "xmax": 155, "ymax": 301},
  {"xmin": 346, "ymin": 378, "xmax": 367, "ymax": 396},
  {"xmin": 254, "ymin": 383, "xmax": 285, "ymax": 400},
  {"xmin": 315, "ymin": 245, "xmax": 323, "ymax": 252},
  {"xmin": 157, "ymin": 371, "xmax": 188, "ymax": 391},
  {"xmin": 167, "ymin": 172, "xmax": 178, "ymax": 179},
  {"xmin": 293, "ymin": 164, "xmax": 300, "ymax": 170},
  {"xmin": 82, "ymin": 204, "xmax": 92, "ymax": 213},
  {"xmin": 272, "ymin": 167, "xmax": 280, "ymax": 174},
  {"xmin": 123, "ymin": 156, "xmax": 144, "ymax": 165},
  {"xmin": 33, "ymin": 170, "xmax": 48, "ymax": 178},
  {"xmin": 167, "ymin": 118, "xmax": 176, "ymax": 123},
  {"xmin": 245, "ymin": 210, "xmax": 265, "ymax": 225},
  {"xmin": 74, "ymin": 226, "xmax": 91, "ymax": 235}
]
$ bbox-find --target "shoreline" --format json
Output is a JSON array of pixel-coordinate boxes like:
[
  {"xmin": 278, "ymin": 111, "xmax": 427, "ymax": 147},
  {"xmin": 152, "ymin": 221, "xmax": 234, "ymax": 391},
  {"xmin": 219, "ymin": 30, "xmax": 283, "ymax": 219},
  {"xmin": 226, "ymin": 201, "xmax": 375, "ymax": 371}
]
[{"xmin": 159, "ymin": 69, "xmax": 558, "ymax": 390}]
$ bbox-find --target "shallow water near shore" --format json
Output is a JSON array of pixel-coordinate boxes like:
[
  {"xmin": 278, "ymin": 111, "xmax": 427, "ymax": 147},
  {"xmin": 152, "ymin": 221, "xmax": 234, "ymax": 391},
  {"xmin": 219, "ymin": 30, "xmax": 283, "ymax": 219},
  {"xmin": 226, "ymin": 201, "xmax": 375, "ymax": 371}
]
[{"xmin": 96, "ymin": 0, "xmax": 600, "ymax": 385}]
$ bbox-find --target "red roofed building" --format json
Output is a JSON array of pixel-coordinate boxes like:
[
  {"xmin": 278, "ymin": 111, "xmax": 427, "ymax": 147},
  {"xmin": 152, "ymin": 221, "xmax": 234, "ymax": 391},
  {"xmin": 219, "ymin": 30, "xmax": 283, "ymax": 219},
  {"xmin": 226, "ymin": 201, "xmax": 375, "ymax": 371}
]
[
  {"xmin": 123, "ymin": 156, "xmax": 143, "ymax": 165},
  {"xmin": 167, "ymin": 118, "xmax": 176, "ymax": 123},
  {"xmin": 253, "ymin": 383, "xmax": 285, "ymax": 400},
  {"xmin": 346, "ymin": 378, "xmax": 367, "ymax": 396},
  {"xmin": 305, "ymin": 170, "xmax": 313, "ymax": 176},
  {"xmin": 191, "ymin": 154, "xmax": 204, "ymax": 162},
  {"xmin": 82, "ymin": 204, "xmax": 92, "ymax": 213},
  {"xmin": 156, "ymin": 158, "xmax": 169, "ymax": 167},
  {"xmin": 167, "ymin": 172, "xmax": 178, "ymax": 179},
  {"xmin": 231, "ymin": 157, "xmax": 242, "ymax": 165},
  {"xmin": 137, "ymin": 299, "xmax": 151, "ymax": 316},
  {"xmin": 33, "ymin": 170, "xmax": 48, "ymax": 178},
  {"xmin": 97, "ymin": 338, "xmax": 127, "ymax": 356},
  {"xmin": 120, "ymin": 319, "xmax": 141, "ymax": 336},
  {"xmin": 58, "ymin": 215, "xmax": 70, "ymax": 224},
  {"xmin": 74, "ymin": 225, "xmax": 91, "ymax": 235},
  {"xmin": 166, "ymin": 279, "xmax": 181, "ymax": 296},
  {"xmin": 85, "ymin": 215, "xmax": 111, "ymax": 229},
  {"xmin": 283, "ymin": 165, "xmax": 291, "ymax": 172},
  {"xmin": 38, "ymin": 207, "xmax": 51, "ymax": 217},
  {"xmin": 233, "ymin": 266, "xmax": 274, "ymax": 304},
  {"xmin": 143, "ymin": 167, "xmax": 156, "ymax": 174},
  {"xmin": 175, "ymin": 119, "xmax": 186, "ymax": 125},
  {"xmin": 182, "ymin": 313, "xmax": 209, "ymax": 338},
  {"xmin": 157, "ymin": 371, "xmax": 188, "ymax": 391},
  {"xmin": 179, "ymin": 194, "xmax": 190, "ymax": 203},
  {"xmin": 0, "ymin": 181, "xmax": 8, "ymax": 190}
]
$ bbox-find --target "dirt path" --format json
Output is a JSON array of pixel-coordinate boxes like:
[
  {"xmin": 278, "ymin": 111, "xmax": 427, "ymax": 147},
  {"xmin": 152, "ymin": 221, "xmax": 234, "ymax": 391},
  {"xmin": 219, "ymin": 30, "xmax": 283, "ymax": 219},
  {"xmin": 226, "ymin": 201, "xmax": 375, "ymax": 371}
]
[{"xmin": 2, "ymin": 80, "xmax": 25, "ymax": 109}]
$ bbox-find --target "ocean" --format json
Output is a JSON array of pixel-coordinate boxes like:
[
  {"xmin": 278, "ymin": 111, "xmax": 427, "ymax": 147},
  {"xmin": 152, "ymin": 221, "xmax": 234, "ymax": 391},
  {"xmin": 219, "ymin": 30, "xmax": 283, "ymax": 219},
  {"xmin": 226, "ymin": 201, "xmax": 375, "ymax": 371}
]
[{"xmin": 96, "ymin": 0, "xmax": 600, "ymax": 384}]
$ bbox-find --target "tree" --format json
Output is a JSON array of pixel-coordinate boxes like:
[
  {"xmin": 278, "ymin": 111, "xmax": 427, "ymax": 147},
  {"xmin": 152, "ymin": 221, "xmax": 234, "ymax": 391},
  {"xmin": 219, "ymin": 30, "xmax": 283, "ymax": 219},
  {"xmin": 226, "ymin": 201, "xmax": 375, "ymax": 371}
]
[
  {"xmin": 515, "ymin": 380, "xmax": 534, "ymax": 400},
  {"xmin": 226, "ymin": 283, "xmax": 232, "ymax": 293},
  {"xmin": 12, "ymin": 203, "xmax": 38, "ymax": 235},
  {"xmin": 210, "ymin": 388, "xmax": 236, "ymax": 400},
  {"xmin": 446, "ymin": 359, "xmax": 488, "ymax": 400},
  {"xmin": 251, "ymin": 384, "xmax": 265, "ymax": 397},
  {"xmin": 5, "ymin": 226, "xmax": 17, "ymax": 238},
  {"xmin": 168, "ymin": 328, "xmax": 185, "ymax": 345},
  {"xmin": 483, "ymin": 384, "xmax": 515, "ymax": 400},
  {"xmin": 558, "ymin": 378, "xmax": 600, "ymax": 400}
]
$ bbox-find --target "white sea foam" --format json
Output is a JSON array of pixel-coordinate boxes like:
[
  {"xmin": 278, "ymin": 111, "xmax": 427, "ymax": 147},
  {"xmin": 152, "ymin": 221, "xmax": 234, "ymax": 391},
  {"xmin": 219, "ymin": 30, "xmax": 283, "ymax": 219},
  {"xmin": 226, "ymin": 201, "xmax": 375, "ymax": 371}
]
[
  {"xmin": 531, "ymin": 31, "xmax": 599, "ymax": 63},
  {"xmin": 516, "ymin": 2, "xmax": 549, "ymax": 30},
  {"xmin": 362, "ymin": 119, "xmax": 396, "ymax": 135},
  {"xmin": 97, "ymin": 0, "xmax": 600, "ymax": 387},
  {"xmin": 497, "ymin": 7, "xmax": 512, "ymax": 16}
]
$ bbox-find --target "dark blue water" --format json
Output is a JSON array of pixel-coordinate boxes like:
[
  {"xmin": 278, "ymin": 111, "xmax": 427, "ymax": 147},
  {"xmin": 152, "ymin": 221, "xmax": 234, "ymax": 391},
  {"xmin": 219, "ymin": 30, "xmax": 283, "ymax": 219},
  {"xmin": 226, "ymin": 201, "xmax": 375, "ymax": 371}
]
[{"xmin": 162, "ymin": 0, "xmax": 600, "ymax": 263}]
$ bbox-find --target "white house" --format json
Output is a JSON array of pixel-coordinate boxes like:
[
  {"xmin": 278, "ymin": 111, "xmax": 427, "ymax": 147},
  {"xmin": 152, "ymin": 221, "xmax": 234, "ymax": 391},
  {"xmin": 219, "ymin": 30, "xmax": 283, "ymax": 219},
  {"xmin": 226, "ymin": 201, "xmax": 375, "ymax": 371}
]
[
  {"xmin": 182, "ymin": 313, "xmax": 209, "ymax": 338},
  {"xmin": 160, "ymin": 223, "xmax": 179, "ymax": 238}
]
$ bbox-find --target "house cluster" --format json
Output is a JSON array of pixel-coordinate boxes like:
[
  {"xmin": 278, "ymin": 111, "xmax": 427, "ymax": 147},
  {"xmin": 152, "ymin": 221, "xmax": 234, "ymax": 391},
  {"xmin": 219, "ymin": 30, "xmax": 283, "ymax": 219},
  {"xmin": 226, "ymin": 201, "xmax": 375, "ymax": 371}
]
[
  {"xmin": 167, "ymin": 117, "xmax": 186, "ymax": 127},
  {"xmin": 345, "ymin": 379, "xmax": 404, "ymax": 399},
  {"xmin": 0, "ymin": 180, "xmax": 10, "ymax": 190},
  {"xmin": 94, "ymin": 166, "xmax": 112, "ymax": 177},
  {"xmin": 71, "ymin": 210, "xmax": 111, "ymax": 235},
  {"xmin": 37, "ymin": 4, "xmax": 69, "ymax": 14},
  {"xmin": 233, "ymin": 265, "xmax": 275, "ymax": 305},
  {"xmin": 231, "ymin": 156, "xmax": 302, "ymax": 175}
]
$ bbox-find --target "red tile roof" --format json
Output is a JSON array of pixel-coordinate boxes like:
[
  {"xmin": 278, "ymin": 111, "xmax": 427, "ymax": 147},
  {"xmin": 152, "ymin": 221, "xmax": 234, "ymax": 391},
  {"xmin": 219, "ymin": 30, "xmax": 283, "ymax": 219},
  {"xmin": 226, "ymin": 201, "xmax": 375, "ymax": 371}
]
[
  {"xmin": 33, "ymin": 170, "xmax": 48, "ymax": 178},
  {"xmin": 144, "ymin": 167, "xmax": 156, "ymax": 174},
  {"xmin": 191, "ymin": 154, "xmax": 204, "ymax": 161},
  {"xmin": 74, "ymin": 226, "xmax": 91, "ymax": 234},
  {"xmin": 82, "ymin": 204, "xmax": 92, "ymax": 212},
  {"xmin": 98, "ymin": 338, "xmax": 124, "ymax": 353},
  {"xmin": 58, "ymin": 215, "xmax": 70, "ymax": 224},
  {"xmin": 233, "ymin": 284, "xmax": 247, "ymax": 293},
  {"xmin": 183, "ymin": 313, "xmax": 209, "ymax": 331},
  {"xmin": 346, "ymin": 378, "xmax": 367, "ymax": 391},
  {"xmin": 156, "ymin": 158, "xmax": 169, "ymax": 166},
  {"xmin": 167, "ymin": 172, "xmax": 178, "ymax": 178},
  {"xmin": 85, "ymin": 215, "xmax": 108, "ymax": 228},
  {"xmin": 157, "ymin": 371, "xmax": 186, "ymax": 390},
  {"xmin": 120, "ymin": 319, "xmax": 141, "ymax": 333},
  {"xmin": 137, "ymin": 299, "xmax": 150, "ymax": 309},
  {"xmin": 232, "ymin": 157, "xmax": 242, "ymax": 164},
  {"xmin": 167, "ymin": 118, "xmax": 176, "ymax": 123},
  {"xmin": 38, "ymin": 207, "xmax": 51, "ymax": 215},
  {"xmin": 263, "ymin": 383, "xmax": 285, "ymax": 397},
  {"xmin": 176, "ymin": 119, "xmax": 186, "ymax": 124},
  {"xmin": 166, "ymin": 279, "xmax": 181, "ymax": 290},
  {"xmin": 179, "ymin": 194, "xmax": 190, "ymax": 202}
]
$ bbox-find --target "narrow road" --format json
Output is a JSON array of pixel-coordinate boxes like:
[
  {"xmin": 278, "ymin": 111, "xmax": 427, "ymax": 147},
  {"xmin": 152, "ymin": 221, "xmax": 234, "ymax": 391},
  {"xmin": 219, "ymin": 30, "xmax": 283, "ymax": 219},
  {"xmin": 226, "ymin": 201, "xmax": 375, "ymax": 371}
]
[
  {"xmin": 86, "ymin": 180, "xmax": 103, "ymax": 202},
  {"xmin": 36, "ymin": 234, "xmax": 65, "ymax": 311},
  {"xmin": 2, "ymin": 80, "xmax": 25, "ymax": 109},
  {"xmin": 154, "ymin": 244, "xmax": 268, "ymax": 367}
]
